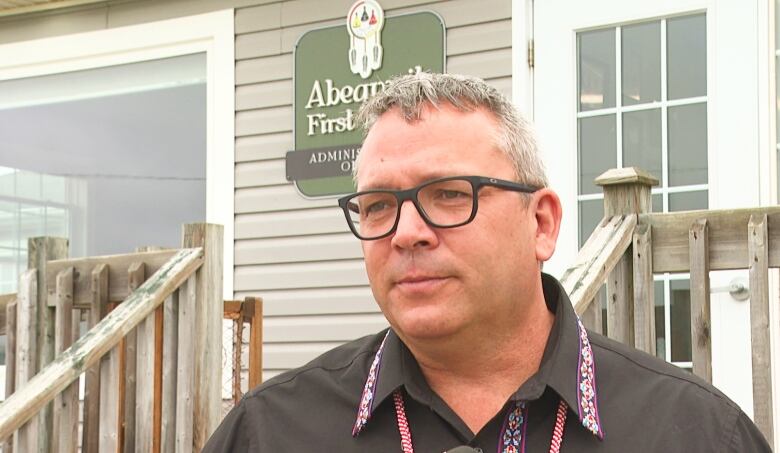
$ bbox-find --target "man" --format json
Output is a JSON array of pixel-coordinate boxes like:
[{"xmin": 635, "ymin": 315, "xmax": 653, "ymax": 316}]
[{"xmin": 204, "ymin": 73, "xmax": 770, "ymax": 452}]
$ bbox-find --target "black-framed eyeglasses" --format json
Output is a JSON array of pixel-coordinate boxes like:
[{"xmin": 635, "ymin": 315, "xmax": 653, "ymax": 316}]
[{"xmin": 337, "ymin": 175, "xmax": 540, "ymax": 241}]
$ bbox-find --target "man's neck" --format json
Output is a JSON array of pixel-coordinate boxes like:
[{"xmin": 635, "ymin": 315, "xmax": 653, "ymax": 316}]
[{"xmin": 402, "ymin": 296, "xmax": 555, "ymax": 434}]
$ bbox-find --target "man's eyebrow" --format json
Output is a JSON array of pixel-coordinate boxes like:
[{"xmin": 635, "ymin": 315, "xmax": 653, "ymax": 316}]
[
  {"xmin": 359, "ymin": 173, "xmax": 459, "ymax": 191},
  {"xmin": 357, "ymin": 181, "xmax": 398, "ymax": 191}
]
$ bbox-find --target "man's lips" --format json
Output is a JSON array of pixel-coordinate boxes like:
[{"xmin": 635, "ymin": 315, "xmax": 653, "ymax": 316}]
[
  {"xmin": 393, "ymin": 275, "xmax": 452, "ymax": 293},
  {"xmin": 395, "ymin": 275, "xmax": 448, "ymax": 284}
]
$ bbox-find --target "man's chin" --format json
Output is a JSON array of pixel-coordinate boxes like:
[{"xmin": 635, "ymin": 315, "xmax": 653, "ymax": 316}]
[{"xmin": 390, "ymin": 312, "xmax": 464, "ymax": 343}]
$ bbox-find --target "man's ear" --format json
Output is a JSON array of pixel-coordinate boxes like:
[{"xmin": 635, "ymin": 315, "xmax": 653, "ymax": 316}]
[{"xmin": 530, "ymin": 188, "xmax": 563, "ymax": 262}]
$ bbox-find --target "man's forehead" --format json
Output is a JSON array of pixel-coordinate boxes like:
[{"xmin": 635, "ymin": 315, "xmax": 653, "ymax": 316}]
[
  {"xmin": 356, "ymin": 148, "xmax": 512, "ymax": 191},
  {"xmin": 355, "ymin": 102, "xmax": 509, "ymax": 188},
  {"xmin": 360, "ymin": 103, "xmax": 499, "ymax": 154},
  {"xmin": 357, "ymin": 169, "xmax": 460, "ymax": 190}
]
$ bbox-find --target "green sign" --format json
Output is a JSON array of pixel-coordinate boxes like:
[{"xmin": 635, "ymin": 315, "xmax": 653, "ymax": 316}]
[{"xmin": 288, "ymin": 6, "xmax": 445, "ymax": 198}]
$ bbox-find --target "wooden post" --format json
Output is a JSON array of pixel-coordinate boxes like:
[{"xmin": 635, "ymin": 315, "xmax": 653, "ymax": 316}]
[
  {"xmin": 689, "ymin": 219, "xmax": 712, "ymax": 382},
  {"xmin": 632, "ymin": 222, "xmax": 656, "ymax": 354},
  {"xmin": 53, "ymin": 267, "xmax": 77, "ymax": 453},
  {"xmin": 154, "ymin": 304, "xmax": 164, "ymax": 453},
  {"xmin": 14, "ymin": 270, "xmax": 38, "ymax": 453},
  {"xmin": 83, "ymin": 264, "xmax": 107, "ymax": 453},
  {"xmin": 136, "ymin": 244, "xmax": 159, "ymax": 453},
  {"xmin": 28, "ymin": 236, "xmax": 68, "ymax": 453},
  {"xmin": 232, "ymin": 318, "xmax": 243, "ymax": 405},
  {"xmin": 161, "ymin": 292, "xmax": 179, "ymax": 453},
  {"xmin": 595, "ymin": 167, "xmax": 658, "ymax": 346},
  {"xmin": 176, "ymin": 276, "xmax": 196, "ymax": 452},
  {"xmin": 182, "ymin": 223, "xmax": 223, "ymax": 451},
  {"xmin": 136, "ymin": 304, "xmax": 155, "ymax": 453},
  {"xmin": 748, "ymin": 214, "xmax": 773, "ymax": 443},
  {"xmin": 247, "ymin": 297, "xmax": 263, "ymax": 390},
  {"xmin": 136, "ymin": 246, "xmax": 167, "ymax": 453},
  {"xmin": 99, "ymin": 288, "xmax": 120, "ymax": 452},
  {"xmin": 4, "ymin": 299, "xmax": 16, "ymax": 453},
  {"xmin": 124, "ymin": 262, "xmax": 145, "ymax": 453}
]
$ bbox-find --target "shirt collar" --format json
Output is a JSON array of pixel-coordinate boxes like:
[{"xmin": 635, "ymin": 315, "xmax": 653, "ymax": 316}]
[
  {"xmin": 351, "ymin": 328, "xmax": 428, "ymax": 437},
  {"xmin": 352, "ymin": 273, "xmax": 604, "ymax": 440},
  {"xmin": 529, "ymin": 273, "xmax": 605, "ymax": 439}
]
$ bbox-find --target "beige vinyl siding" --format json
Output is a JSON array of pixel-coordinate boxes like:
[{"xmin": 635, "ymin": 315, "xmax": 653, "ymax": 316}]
[
  {"xmin": 243, "ymin": 286, "xmax": 378, "ymax": 316},
  {"xmin": 235, "ymin": 208, "xmax": 347, "ymax": 237},
  {"xmin": 0, "ymin": 0, "xmax": 514, "ymax": 382},
  {"xmin": 235, "ymin": 131, "xmax": 292, "ymax": 162},
  {"xmin": 235, "ymin": 234, "xmax": 363, "ymax": 265},
  {"xmin": 235, "ymin": 260, "xmax": 369, "ymax": 291},
  {"xmin": 235, "ymin": 0, "xmax": 513, "ymax": 379}
]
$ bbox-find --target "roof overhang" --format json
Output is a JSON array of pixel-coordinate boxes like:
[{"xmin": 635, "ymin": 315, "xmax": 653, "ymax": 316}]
[{"xmin": 0, "ymin": 0, "xmax": 110, "ymax": 18}]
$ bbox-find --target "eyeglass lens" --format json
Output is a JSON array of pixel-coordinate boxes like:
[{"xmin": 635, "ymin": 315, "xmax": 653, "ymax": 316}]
[{"xmin": 346, "ymin": 178, "xmax": 475, "ymax": 239}]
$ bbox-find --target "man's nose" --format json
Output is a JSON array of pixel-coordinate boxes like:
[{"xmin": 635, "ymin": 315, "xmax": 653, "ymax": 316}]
[{"xmin": 390, "ymin": 200, "xmax": 438, "ymax": 250}]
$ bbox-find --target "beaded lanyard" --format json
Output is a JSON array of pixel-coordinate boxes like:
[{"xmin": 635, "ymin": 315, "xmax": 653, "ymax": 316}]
[{"xmin": 393, "ymin": 389, "xmax": 567, "ymax": 453}]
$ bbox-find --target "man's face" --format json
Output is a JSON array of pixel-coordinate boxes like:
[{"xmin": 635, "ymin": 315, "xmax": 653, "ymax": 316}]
[{"xmin": 356, "ymin": 104, "xmax": 546, "ymax": 342}]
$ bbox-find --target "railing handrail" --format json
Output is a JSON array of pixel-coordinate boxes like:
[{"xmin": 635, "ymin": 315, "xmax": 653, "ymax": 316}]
[
  {"xmin": 562, "ymin": 205, "xmax": 780, "ymax": 318},
  {"xmin": 639, "ymin": 206, "xmax": 780, "ymax": 273},
  {"xmin": 0, "ymin": 247, "xmax": 204, "ymax": 440},
  {"xmin": 559, "ymin": 214, "xmax": 637, "ymax": 315}
]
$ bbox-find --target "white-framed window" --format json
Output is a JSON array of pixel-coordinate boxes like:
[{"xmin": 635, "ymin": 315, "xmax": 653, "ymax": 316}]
[
  {"xmin": 0, "ymin": 10, "xmax": 235, "ymax": 298},
  {"xmin": 0, "ymin": 53, "xmax": 208, "ymax": 265},
  {"xmin": 0, "ymin": 168, "xmax": 85, "ymax": 294}
]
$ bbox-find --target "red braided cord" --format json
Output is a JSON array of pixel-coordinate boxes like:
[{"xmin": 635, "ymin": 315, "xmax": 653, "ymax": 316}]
[
  {"xmin": 548, "ymin": 400, "xmax": 568, "ymax": 453},
  {"xmin": 394, "ymin": 390, "xmax": 415, "ymax": 453}
]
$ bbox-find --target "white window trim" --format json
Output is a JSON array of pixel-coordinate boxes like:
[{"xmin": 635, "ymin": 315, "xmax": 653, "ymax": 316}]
[
  {"xmin": 0, "ymin": 9, "xmax": 235, "ymax": 298},
  {"xmin": 762, "ymin": 0, "xmax": 775, "ymax": 207},
  {"xmin": 765, "ymin": 0, "xmax": 779, "ymax": 443},
  {"xmin": 511, "ymin": 0, "xmax": 534, "ymax": 118}
]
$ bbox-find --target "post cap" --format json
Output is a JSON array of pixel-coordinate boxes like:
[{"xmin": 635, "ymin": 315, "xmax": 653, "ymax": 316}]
[{"xmin": 594, "ymin": 167, "xmax": 659, "ymax": 187}]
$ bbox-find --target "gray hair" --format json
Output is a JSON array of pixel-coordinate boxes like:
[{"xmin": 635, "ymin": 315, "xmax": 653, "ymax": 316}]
[{"xmin": 355, "ymin": 72, "xmax": 548, "ymax": 188}]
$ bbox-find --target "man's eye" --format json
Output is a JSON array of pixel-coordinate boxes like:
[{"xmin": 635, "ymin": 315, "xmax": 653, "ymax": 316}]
[
  {"xmin": 437, "ymin": 190, "xmax": 469, "ymax": 200},
  {"xmin": 365, "ymin": 201, "xmax": 391, "ymax": 214}
]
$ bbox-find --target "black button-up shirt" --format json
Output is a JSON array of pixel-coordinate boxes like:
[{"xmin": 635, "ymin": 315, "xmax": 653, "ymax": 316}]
[{"xmin": 204, "ymin": 274, "xmax": 770, "ymax": 452}]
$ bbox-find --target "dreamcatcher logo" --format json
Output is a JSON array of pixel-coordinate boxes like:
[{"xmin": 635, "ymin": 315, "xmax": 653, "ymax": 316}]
[{"xmin": 346, "ymin": 0, "xmax": 385, "ymax": 79}]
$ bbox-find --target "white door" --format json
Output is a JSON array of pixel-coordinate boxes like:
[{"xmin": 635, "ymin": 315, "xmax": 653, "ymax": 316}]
[{"xmin": 534, "ymin": 0, "xmax": 764, "ymax": 419}]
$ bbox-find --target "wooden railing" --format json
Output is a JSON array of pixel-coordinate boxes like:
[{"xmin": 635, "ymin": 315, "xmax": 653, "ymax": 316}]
[
  {"xmin": 560, "ymin": 167, "xmax": 778, "ymax": 445},
  {"xmin": 0, "ymin": 223, "xmax": 224, "ymax": 453}
]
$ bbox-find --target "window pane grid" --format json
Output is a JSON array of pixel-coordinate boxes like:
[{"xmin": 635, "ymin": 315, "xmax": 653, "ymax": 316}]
[
  {"xmin": 615, "ymin": 27, "xmax": 623, "ymax": 169},
  {"xmin": 576, "ymin": 96, "xmax": 706, "ymax": 118},
  {"xmin": 577, "ymin": 17, "xmax": 707, "ymax": 196},
  {"xmin": 0, "ymin": 194, "xmax": 70, "ymax": 210},
  {"xmin": 0, "ymin": 167, "xmax": 73, "ymax": 293}
]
